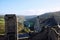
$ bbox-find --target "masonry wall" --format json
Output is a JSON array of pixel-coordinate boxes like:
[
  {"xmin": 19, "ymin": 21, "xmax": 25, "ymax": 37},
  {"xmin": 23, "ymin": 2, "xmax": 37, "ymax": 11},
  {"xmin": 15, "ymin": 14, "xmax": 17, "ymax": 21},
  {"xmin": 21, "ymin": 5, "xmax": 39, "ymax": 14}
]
[{"xmin": 0, "ymin": 35, "xmax": 5, "ymax": 40}]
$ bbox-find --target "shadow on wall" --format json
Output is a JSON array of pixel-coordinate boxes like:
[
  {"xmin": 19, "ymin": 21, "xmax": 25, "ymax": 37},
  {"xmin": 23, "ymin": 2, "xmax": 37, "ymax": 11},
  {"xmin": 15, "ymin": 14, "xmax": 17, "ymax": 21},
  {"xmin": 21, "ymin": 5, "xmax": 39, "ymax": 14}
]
[{"xmin": 0, "ymin": 35, "xmax": 5, "ymax": 40}]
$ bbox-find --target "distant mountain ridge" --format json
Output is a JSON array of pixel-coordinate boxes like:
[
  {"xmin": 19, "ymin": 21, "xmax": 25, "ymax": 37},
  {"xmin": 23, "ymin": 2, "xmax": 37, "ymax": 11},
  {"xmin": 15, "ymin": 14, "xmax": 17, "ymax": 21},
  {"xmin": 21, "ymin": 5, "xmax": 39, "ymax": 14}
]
[
  {"xmin": 24, "ymin": 15, "xmax": 37, "ymax": 20},
  {"xmin": 26, "ymin": 11, "xmax": 60, "ymax": 28}
]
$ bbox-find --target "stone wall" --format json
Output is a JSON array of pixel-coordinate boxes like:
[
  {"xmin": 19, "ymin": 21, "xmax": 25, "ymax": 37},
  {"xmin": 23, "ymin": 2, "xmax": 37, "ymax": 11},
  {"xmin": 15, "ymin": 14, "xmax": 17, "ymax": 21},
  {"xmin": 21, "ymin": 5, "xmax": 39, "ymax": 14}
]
[{"xmin": 0, "ymin": 35, "xmax": 5, "ymax": 40}]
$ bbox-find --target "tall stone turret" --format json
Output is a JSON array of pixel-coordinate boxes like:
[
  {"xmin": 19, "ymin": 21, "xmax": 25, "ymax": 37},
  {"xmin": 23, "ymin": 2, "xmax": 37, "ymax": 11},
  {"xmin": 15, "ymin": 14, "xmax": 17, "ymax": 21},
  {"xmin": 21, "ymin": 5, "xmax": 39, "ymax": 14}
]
[{"xmin": 4, "ymin": 14, "xmax": 17, "ymax": 40}]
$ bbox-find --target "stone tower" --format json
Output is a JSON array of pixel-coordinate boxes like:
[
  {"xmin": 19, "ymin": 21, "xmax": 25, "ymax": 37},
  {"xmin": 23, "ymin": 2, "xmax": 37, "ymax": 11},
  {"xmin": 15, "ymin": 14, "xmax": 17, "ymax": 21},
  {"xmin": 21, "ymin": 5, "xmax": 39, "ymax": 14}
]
[{"xmin": 4, "ymin": 14, "xmax": 17, "ymax": 40}]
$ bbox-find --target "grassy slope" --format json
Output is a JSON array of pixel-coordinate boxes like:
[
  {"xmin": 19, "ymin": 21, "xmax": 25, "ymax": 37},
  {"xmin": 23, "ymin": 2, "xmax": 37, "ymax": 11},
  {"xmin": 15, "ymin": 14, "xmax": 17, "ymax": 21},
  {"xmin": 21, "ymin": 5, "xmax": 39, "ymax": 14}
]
[
  {"xmin": 0, "ymin": 18, "xmax": 5, "ymax": 34},
  {"xmin": 0, "ymin": 16, "xmax": 30, "ymax": 34}
]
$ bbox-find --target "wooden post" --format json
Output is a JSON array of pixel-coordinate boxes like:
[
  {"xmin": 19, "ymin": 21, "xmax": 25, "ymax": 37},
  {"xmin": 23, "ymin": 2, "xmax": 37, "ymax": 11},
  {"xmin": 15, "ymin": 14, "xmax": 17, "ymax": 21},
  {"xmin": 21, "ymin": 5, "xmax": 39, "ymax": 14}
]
[{"xmin": 4, "ymin": 14, "xmax": 17, "ymax": 40}]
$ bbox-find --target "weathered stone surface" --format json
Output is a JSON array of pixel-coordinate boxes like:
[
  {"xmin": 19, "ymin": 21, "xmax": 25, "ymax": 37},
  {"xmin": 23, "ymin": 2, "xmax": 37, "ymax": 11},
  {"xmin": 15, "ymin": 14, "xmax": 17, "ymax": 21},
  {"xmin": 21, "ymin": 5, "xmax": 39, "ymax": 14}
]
[
  {"xmin": 4, "ymin": 14, "xmax": 17, "ymax": 40},
  {"xmin": 0, "ymin": 35, "xmax": 5, "ymax": 40}
]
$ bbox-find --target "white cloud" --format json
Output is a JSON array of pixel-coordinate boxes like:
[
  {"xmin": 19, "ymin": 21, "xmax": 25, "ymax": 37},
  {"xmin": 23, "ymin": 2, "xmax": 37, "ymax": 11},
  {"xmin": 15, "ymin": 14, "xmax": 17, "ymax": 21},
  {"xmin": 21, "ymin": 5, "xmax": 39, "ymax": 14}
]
[
  {"xmin": 18, "ymin": 7, "xmax": 60, "ymax": 16},
  {"xmin": 1, "ymin": 7, "xmax": 60, "ymax": 15},
  {"xmin": 18, "ymin": 9, "xmax": 47, "ymax": 15},
  {"xmin": 46, "ymin": 7, "xmax": 60, "ymax": 12}
]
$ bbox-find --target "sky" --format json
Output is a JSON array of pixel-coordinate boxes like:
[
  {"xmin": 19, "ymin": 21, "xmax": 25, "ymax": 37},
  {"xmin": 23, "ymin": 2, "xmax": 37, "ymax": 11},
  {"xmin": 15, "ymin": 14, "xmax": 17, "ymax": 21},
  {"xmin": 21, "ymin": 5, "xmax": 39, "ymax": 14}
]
[{"xmin": 0, "ymin": 0, "xmax": 60, "ymax": 16}]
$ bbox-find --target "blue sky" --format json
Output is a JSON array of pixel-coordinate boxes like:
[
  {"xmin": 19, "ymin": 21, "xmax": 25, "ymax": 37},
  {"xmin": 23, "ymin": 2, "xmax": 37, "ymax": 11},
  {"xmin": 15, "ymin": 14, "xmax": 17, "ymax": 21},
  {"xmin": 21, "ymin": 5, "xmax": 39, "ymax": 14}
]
[{"xmin": 0, "ymin": 0, "xmax": 60, "ymax": 15}]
